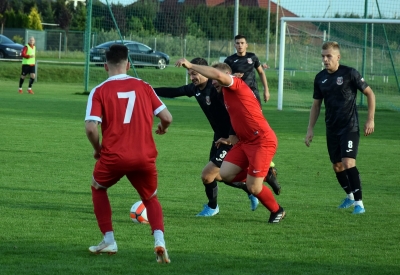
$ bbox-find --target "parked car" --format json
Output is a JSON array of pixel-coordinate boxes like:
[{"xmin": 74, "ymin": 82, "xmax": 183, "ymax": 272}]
[
  {"xmin": 90, "ymin": 40, "xmax": 170, "ymax": 69},
  {"xmin": 0, "ymin": 34, "xmax": 24, "ymax": 59}
]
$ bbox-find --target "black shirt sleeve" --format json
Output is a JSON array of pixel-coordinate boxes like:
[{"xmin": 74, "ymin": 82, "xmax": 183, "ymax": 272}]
[{"xmin": 154, "ymin": 84, "xmax": 195, "ymax": 98}]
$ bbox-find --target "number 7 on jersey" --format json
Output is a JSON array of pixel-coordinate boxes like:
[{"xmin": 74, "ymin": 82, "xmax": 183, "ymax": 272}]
[{"xmin": 117, "ymin": 91, "xmax": 136, "ymax": 124}]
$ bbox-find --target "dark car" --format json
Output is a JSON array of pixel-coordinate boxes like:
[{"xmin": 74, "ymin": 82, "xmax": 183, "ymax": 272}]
[
  {"xmin": 90, "ymin": 40, "xmax": 170, "ymax": 69},
  {"xmin": 0, "ymin": 34, "xmax": 24, "ymax": 59}
]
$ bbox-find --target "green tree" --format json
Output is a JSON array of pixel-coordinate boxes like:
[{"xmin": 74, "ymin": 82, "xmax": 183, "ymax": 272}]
[
  {"xmin": 69, "ymin": 1, "xmax": 86, "ymax": 31},
  {"xmin": 39, "ymin": 0, "xmax": 55, "ymax": 25},
  {"xmin": 54, "ymin": 0, "xmax": 72, "ymax": 51},
  {"xmin": 28, "ymin": 6, "xmax": 43, "ymax": 30}
]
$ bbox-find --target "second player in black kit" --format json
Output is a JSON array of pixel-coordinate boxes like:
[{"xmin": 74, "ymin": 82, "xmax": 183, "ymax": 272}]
[
  {"xmin": 224, "ymin": 34, "xmax": 270, "ymax": 104},
  {"xmin": 305, "ymin": 41, "xmax": 375, "ymax": 215}
]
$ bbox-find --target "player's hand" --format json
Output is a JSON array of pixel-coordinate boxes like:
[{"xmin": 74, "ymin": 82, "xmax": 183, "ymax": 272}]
[
  {"xmin": 229, "ymin": 135, "xmax": 239, "ymax": 145},
  {"xmin": 264, "ymin": 89, "xmax": 270, "ymax": 102},
  {"xmin": 155, "ymin": 122, "xmax": 168, "ymax": 135},
  {"xmin": 233, "ymin": 72, "xmax": 244, "ymax": 78},
  {"xmin": 304, "ymin": 130, "xmax": 314, "ymax": 147},
  {"xmin": 93, "ymin": 149, "xmax": 101, "ymax": 160},
  {"xmin": 175, "ymin": 58, "xmax": 191, "ymax": 69},
  {"xmin": 364, "ymin": 119, "xmax": 375, "ymax": 136},
  {"xmin": 215, "ymin": 137, "xmax": 231, "ymax": 149}
]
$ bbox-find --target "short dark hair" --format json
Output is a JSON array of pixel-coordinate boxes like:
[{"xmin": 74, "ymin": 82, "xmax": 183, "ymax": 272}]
[
  {"xmin": 106, "ymin": 44, "xmax": 128, "ymax": 65},
  {"xmin": 234, "ymin": 34, "xmax": 247, "ymax": 41},
  {"xmin": 190, "ymin": 57, "xmax": 208, "ymax": 66}
]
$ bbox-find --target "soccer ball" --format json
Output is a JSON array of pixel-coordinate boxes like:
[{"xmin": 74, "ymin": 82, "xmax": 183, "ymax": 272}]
[{"xmin": 130, "ymin": 201, "xmax": 149, "ymax": 224}]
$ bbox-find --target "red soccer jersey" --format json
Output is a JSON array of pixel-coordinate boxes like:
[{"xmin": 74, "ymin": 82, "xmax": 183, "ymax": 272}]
[
  {"xmin": 85, "ymin": 74, "xmax": 166, "ymax": 164},
  {"xmin": 222, "ymin": 76, "xmax": 272, "ymax": 141}
]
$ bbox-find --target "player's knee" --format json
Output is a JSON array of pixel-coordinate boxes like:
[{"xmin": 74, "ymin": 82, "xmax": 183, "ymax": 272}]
[
  {"xmin": 332, "ymin": 162, "xmax": 344, "ymax": 173},
  {"xmin": 91, "ymin": 180, "xmax": 106, "ymax": 190},
  {"xmin": 21, "ymin": 75, "xmax": 26, "ymax": 79},
  {"xmin": 31, "ymin": 73, "xmax": 36, "ymax": 79},
  {"xmin": 201, "ymin": 174, "xmax": 214, "ymax": 184}
]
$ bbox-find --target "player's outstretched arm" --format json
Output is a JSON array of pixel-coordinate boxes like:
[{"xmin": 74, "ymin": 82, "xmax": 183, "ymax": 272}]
[
  {"xmin": 156, "ymin": 108, "xmax": 173, "ymax": 135},
  {"xmin": 362, "ymin": 86, "xmax": 375, "ymax": 136},
  {"xmin": 305, "ymin": 99, "xmax": 322, "ymax": 147},
  {"xmin": 175, "ymin": 58, "xmax": 231, "ymax": 86}
]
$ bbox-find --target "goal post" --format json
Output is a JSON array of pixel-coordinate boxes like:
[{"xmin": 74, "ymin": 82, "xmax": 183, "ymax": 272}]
[{"xmin": 277, "ymin": 17, "xmax": 400, "ymax": 111}]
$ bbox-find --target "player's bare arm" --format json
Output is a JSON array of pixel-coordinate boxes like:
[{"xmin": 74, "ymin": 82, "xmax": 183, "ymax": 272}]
[
  {"xmin": 85, "ymin": 120, "xmax": 101, "ymax": 159},
  {"xmin": 305, "ymin": 99, "xmax": 322, "ymax": 147},
  {"xmin": 175, "ymin": 58, "xmax": 231, "ymax": 86},
  {"xmin": 156, "ymin": 108, "xmax": 173, "ymax": 135},
  {"xmin": 362, "ymin": 86, "xmax": 376, "ymax": 136},
  {"xmin": 256, "ymin": 65, "xmax": 269, "ymax": 102}
]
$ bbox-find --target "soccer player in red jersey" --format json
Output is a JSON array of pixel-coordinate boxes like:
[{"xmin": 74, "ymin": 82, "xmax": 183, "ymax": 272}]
[
  {"xmin": 85, "ymin": 44, "xmax": 172, "ymax": 263},
  {"xmin": 175, "ymin": 58, "xmax": 285, "ymax": 223}
]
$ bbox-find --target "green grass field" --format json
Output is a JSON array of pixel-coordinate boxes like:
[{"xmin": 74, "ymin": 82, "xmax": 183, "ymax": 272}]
[{"xmin": 0, "ymin": 80, "xmax": 399, "ymax": 275}]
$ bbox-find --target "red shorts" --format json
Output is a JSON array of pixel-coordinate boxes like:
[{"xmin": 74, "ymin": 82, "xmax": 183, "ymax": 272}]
[
  {"xmin": 224, "ymin": 132, "xmax": 277, "ymax": 178},
  {"xmin": 93, "ymin": 159, "xmax": 158, "ymax": 200}
]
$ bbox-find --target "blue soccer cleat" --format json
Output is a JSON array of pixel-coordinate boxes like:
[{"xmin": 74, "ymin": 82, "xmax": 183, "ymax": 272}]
[
  {"xmin": 248, "ymin": 194, "xmax": 259, "ymax": 211},
  {"xmin": 352, "ymin": 205, "xmax": 366, "ymax": 214},
  {"xmin": 196, "ymin": 204, "xmax": 219, "ymax": 217},
  {"xmin": 338, "ymin": 198, "xmax": 355, "ymax": 209}
]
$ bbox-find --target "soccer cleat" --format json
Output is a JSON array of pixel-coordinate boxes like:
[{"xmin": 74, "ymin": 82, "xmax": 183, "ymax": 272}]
[
  {"xmin": 27, "ymin": 89, "xmax": 34, "ymax": 94},
  {"xmin": 352, "ymin": 205, "xmax": 366, "ymax": 214},
  {"xmin": 155, "ymin": 245, "xmax": 171, "ymax": 264},
  {"xmin": 338, "ymin": 198, "xmax": 355, "ymax": 209},
  {"xmin": 18, "ymin": 88, "xmax": 23, "ymax": 94},
  {"xmin": 196, "ymin": 204, "xmax": 219, "ymax": 217},
  {"xmin": 89, "ymin": 240, "xmax": 118, "ymax": 254},
  {"xmin": 268, "ymin": 206, "xmax": 286, "ymax": 223},
  {"xmin": 248, "ymin": 194, "xmax": 259, "ymax": 211},
  {"xmin": 264, "ymin": 167, "xmax": 281, "ymax": 195}
]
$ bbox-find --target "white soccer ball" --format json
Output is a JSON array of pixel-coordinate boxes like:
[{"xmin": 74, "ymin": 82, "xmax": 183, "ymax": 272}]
[{"xmin": 130, "ymin": 200, "xmax": 149, "ymax": 224}]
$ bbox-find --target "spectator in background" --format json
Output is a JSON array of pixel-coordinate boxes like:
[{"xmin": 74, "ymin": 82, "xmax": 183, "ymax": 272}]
[{"xmin": 19, "ymin": 36, "xmax": 36, "ymax": 94}]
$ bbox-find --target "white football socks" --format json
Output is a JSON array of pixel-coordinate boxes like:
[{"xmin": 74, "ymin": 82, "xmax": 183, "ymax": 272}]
[
  {"xmin": 104, "ymin": 231, "xmax": 115, "ymax": 244},
  {"xmin": 347, "ymin": 193, "xmax": 355, "ymax": 200},
  {"xmin": 154, "ymin": 229, "xmax": 165, "ymax": 247},
  {"xmin": 354, "ymin": 200, "xmax": 364, "ymax": 208}
]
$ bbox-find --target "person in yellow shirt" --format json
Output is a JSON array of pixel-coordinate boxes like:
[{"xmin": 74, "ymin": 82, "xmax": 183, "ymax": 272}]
[{"xmin": 19, "ymin": 36, "xmax": 36, "ymax": 94}]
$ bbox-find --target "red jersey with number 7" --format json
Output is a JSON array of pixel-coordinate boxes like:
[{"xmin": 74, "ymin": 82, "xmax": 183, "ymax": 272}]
[{"xmin": 85, "ymin": 74, "xmax": 166, "ymax": 164}]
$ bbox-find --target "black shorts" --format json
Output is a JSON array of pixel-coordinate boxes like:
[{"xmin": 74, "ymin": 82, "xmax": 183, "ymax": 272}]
[
  {"xmin": 326, "ymin": 131, "xmax": 359, "ymax": 164},
  {"xmin": 21, "ymin": 65, "xmax": 35, "ymax": 76},
  {"xmin": 209, "ymin": 140, "xmax": 233, "ymax": 168}
]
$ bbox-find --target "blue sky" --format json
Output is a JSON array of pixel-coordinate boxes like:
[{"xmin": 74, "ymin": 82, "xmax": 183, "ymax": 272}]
[{"xmin": 276, "ymin": 0, "xmax": 399, "ymax": 18}]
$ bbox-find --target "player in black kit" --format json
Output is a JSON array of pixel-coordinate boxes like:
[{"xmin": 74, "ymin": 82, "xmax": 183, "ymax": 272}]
[
  {"xmin": 154, "ymin": 57, "xmax": 279, "ymax": 216},
  {"xmin": 305, "ymin": 41, "xmax": 375, "ymax": 215},
  {"xmin": 224, "ymin": 34, "xmax": 270, "ymax": 104}
]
